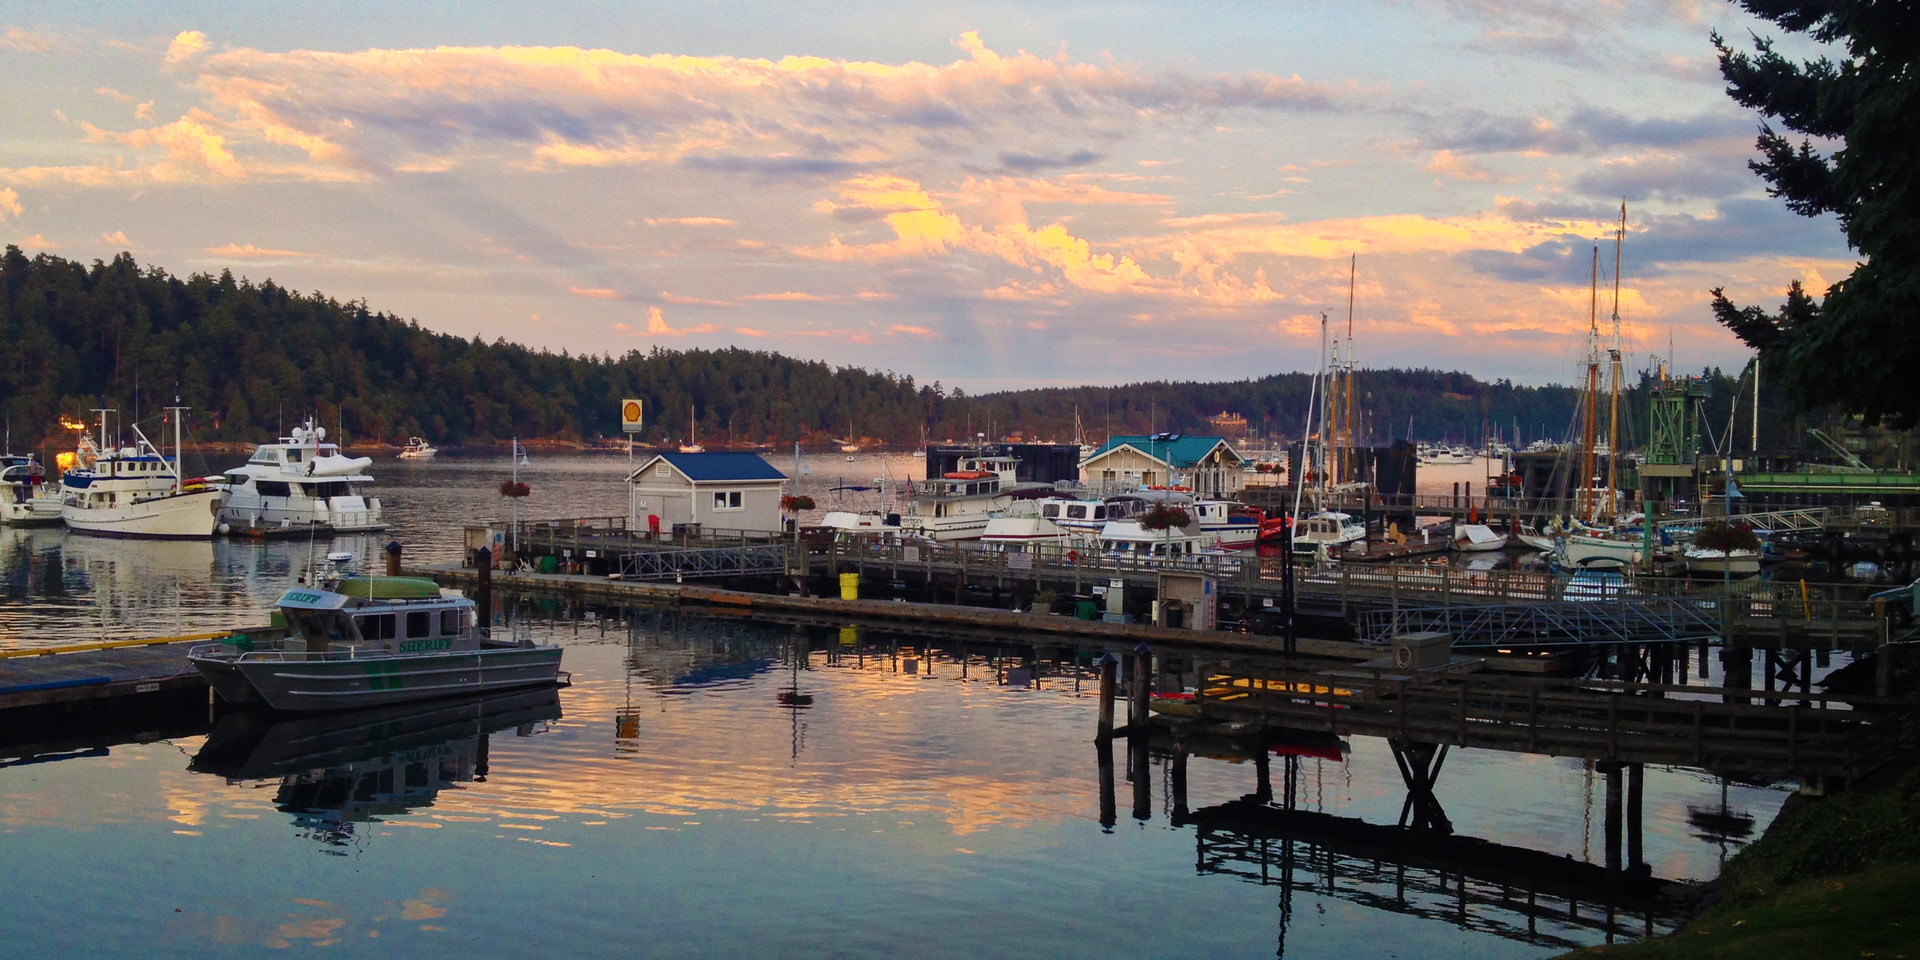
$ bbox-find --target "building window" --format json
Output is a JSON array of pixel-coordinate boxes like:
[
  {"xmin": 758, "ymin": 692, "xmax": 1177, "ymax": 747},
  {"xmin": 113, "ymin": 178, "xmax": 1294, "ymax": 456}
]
[{"xmin": 712, "ymin": 490, "xmax": 743, "ymax": 510}]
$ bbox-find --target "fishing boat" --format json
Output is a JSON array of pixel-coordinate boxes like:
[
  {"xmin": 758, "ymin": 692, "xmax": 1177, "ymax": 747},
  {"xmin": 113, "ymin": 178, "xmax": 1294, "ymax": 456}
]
[
  {"xmin": 218, "ymin": 419, "xmax": 385, "ymax": 536},
  {"xmin": 397, "ymin": 436, "xmax": 438, "ymax": 460},
  {"xmin": 897, "ymin": 453, "xmax": 1048, "ymax": 541},
  {"xmin": 60, "ymin": 407, "xmax": 224, "ymax": 539},
  {"xmin": 1291, "ymin": 510, "xmax": 1367, "ymax": 557},
  {"xmin": 189, "ymin": 553, "xmax": 564, "ymax": 711},
  {"xmin": 0, "ymin": 452, "xmax": 62, "ymax": 526}
]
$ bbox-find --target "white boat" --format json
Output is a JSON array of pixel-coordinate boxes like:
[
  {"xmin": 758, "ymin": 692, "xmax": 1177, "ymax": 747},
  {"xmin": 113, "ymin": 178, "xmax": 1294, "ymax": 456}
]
[
  {"xmin": 898, "ymin": 454, "xmax": 1048, "ymax": 541},
  {"xmin": 1291, "ymin": 510, "xmax": 1367, "ymax": 556},
  {"xmin": 1037, "ymin": 493, "xmax": 1122, "ymax": 539},
  {"xmin": 1, "ymin": 453, "xmax": 63, "ymax": 526},
  {"xmin": 189, "ymin": 554, "xmax": 563, "ymax": 711},
  {"xmin": 60, "ymin": 409, "xmax": 224, "ymax": 540},
  {"xmin": 1192, "ymin": 498, "xmax": 1264, "ymax": 549},
  {"xmin": 1096, "ymin": 515, "xmax": 1208, "ymax": 560},
  {"xmin": 678, "ymin": 406, "xmax": 705, "ymax": 454},
  {"xmin": 219, "ymin": 419, "xmax": 385, "ymax": 535},
  {"xmin": 1451, "ymin": 523, "xmax": 1510, "ymax": 553},
  {"xmin": 818, "ymin": 510, "xmax": 902, "ymax": 539},
  {"xmin": 1555, "ymin": 528, "xmax": 1643, "ymax": 568},
  {"xmin": 397, "ymin": 437, "xmax": 438, "ymax": 460},
  {"xmin": 980, "ymin": 500, "xmax": 1074, "ymax": 552},
  {"xmin": 1514, "ymin": 522, "xmax": 1555, "ymax": 552},
  {"xmin": 1684, "ymin": 546, "xmax": 1762, "ymax": 577}
]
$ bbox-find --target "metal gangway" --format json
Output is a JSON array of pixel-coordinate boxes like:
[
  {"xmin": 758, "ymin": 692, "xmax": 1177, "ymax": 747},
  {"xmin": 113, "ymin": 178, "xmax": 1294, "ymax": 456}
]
[
  {"xmin": 1359, "ymin": 598, "xmax": 1726, "ymax": 647},
  {"xmin": 1655, "ymin": 506, "xmax": 1829, "ymax": 532},
  {"xmin": 616, "ymin": 543, "xmax": 788, "ymax": 581}
]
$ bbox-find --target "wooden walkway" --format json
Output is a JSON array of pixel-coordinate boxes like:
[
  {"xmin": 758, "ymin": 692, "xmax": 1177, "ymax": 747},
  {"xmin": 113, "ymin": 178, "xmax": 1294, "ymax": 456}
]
[
  {"xmin": 0, "ymin": 636, "xmax": 222, "ymax": 710},
  {"xmin": 1183, "ymin": 660, "xmax": 1908, "ymax": 781}
]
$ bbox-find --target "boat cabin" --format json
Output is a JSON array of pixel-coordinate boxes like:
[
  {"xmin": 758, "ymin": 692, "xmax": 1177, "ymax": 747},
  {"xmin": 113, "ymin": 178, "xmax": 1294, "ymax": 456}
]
[{"xmin": 277, "ymin": 577, "xmax": 479, "ymax": 655}]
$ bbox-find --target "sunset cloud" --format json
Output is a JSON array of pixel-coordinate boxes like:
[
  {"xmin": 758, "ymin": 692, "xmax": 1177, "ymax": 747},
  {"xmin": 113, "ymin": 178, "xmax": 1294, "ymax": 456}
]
[
  {"xmin": 0, "ymin": 189, "xmax": 20, "ymax": 220},
  {"xmin": 644, "ymin": 217, "xmax": 738, "ymax": 227},
  {"xmin": 569, "ymin": 286, "xmax": 619, "ymax": 299},
  {"xmin": 205, "ymin": 242, "xmax": 313, "ymax": 259},
  {"xmin": 612, "ymin": 306, "xmax": 718, "ymax": 338},
  {"xmin": 164, "ymin": 30, "xmax": 208, "ymax": 67}
]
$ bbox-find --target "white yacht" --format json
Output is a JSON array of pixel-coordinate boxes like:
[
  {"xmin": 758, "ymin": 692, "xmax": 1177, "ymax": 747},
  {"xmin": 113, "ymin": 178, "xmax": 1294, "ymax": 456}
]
[
  {"xmin": 61, "ymin": 410, "xmax": 223, "ymax": 539},
  {"xmin": 898, "ymin": 454, "xmax": 1047, "ymax": 542},
  {"xmin": 219, "ymin": 420, "xmax": 385, "ymax": 536},
  {"xmin": 979, "ymin": 500, "xmax": 1075, "ymax": 553},
  {"xmin": 1, "ymin": 453, "xmax": 63, "ymax": 526},
  {"xmin": 397, "ymin": 437, "xmax": 438, "ymax": 460},
  {"xmin": 1290, "ymin": 510, "xmax": 1367, "ymax": 557}
]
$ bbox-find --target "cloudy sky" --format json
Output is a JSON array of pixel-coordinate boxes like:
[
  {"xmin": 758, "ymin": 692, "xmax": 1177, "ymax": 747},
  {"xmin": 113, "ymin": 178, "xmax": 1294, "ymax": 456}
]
[{"xmin": 0, "ymin": 2, "xmax": 1848, "ymax": 391}]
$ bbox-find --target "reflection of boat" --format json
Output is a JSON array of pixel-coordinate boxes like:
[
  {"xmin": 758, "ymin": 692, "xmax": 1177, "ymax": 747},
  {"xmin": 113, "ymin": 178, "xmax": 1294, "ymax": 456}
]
[
  {"xmin": 189, "ymin": 687, "xmax": 560, "ymax": 847},
  {"xmin": 189, "ymin": 554, "xmax": 564, "ymax": 710},
  {"xmin": 397, "ymin": 436, "xmax": 438, "ymax": 460},
  {"xmin": 219, "ymin": 419, "xmax": 385, "ymax": 535},
  {"xmin": 61, "ymin": 409, "xmax": 223, "ymax": 539},
  {"xmin": 0, "ymin": 453, "xmax": 62, "ymax": 526},
  {"xmin": 189, "ymin": 685, "xmax": 562, "ymax": 781}
]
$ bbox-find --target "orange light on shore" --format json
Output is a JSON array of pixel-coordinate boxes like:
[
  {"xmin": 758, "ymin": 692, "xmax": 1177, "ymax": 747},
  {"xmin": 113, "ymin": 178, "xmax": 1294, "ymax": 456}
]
[
  {"xmin": 58, "ymin": 416, "xmax": 86, "ymax": 432},
  {"xmin": 54, "ymin": 451, "xmax": 75, "ymax": 472}
]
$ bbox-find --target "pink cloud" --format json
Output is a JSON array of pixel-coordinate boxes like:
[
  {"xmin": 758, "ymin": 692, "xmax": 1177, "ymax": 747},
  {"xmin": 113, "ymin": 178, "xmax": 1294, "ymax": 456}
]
[
  {"xmin": 613, "ymin": 306, "xmax": 718, "ymax": 338},
  {"xmin": 887, "ymin": 324, "xmax": 939, "ymax": 339},
  {"xmin": 569, "ymin": 286, "xmax": 618, "ymax": 299},
  {"xmin": 206, "ymin": 242, "xmax": 313, "ymax": 259}
]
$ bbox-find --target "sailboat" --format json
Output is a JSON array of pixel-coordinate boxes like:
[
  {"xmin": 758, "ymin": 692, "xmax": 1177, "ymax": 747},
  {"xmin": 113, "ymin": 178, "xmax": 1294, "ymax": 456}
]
[
  {"xmin": 839, "ymin": 418, "xmax": 860, "ymax": 455},
  {"xmin": 678, "ymin": 405, "xmax": 705, "ymax": 454},
  {"xmin": 1554, "ymin": 203, "xmax": 1642, "ymax": 569}
]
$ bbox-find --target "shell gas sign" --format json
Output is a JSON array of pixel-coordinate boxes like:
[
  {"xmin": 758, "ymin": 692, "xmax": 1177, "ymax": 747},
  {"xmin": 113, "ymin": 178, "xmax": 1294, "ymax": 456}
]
[{"xmin": 620, "ymin": 399, "xmax": 644, "ymax": 434}]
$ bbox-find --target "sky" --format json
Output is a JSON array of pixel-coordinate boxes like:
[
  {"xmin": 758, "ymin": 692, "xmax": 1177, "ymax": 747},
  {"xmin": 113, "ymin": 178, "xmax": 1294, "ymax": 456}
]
[{"xmin": 0, "ymin": 1, "xmax": 1852, "ymax": 393}]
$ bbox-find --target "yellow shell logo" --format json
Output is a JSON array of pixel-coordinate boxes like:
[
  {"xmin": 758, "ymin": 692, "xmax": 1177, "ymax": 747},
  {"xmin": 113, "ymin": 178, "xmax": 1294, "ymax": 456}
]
[{"xmin": 623, "ymin": 401, "xmax": 641, "ymax": 422}]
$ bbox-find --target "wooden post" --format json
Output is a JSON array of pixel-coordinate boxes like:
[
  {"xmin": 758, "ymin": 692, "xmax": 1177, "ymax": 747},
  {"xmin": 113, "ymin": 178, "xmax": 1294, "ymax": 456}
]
[
  {"xmin": 1603, "ymin": 762, "xmax": 1624, "ymax": 873},
  {"xmin": 1130, "ymin": 644, "xmax": 1152, "ymax": 729},
  {"xmin": 385, "ymin": 539, "xmax": 402, "ymax": 576},
  {"xmin": 1096, "ymin": 653, "xmax": 1118, "ymax": 742},
  {"xmin": 474, "ymin": 547, "xmax": 493, "ymax": 629}
]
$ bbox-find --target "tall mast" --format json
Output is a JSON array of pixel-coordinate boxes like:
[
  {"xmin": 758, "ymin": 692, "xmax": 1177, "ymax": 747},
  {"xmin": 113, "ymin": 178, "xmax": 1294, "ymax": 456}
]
[
  {"xmin": 1581, "ymin": 246, "xmax": 1600, "ymax": 524},
  {"xmin": 1606, "ymin": 201, "xmax": 1624, "ymax": 520},
  {"xmin": 166, "ymin": 404, "xmax": 189, "ymax": 494},
  {"xmin": 1752, "ymin": 357, "xmax": 1761, "ymax": 454},
  {"xmin": 1343, "ymin": 254, "xmax": 1356, "ymax": 486}
]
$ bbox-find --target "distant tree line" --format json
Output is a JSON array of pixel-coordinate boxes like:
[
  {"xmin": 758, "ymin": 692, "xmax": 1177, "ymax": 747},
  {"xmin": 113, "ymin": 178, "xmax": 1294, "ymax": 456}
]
[{"xmin": 0, "ymin": 247, "xmax": 1845, "ymax": 459}]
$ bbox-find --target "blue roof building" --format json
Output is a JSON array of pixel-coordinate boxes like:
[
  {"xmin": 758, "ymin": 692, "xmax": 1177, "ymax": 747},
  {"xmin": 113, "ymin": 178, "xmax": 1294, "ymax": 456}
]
[
  {"xmin": 1080, "ymin": 433, "xmax": 1248, "ymax": 497},
  {"xmin": 624, "ymin": 451, "xmax": 789, "ymax": 533}
]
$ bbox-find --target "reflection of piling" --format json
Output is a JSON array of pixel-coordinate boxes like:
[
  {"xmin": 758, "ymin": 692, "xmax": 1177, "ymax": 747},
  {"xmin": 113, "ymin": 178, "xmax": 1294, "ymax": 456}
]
[
  {"xmin": 1095, "ymin": 654, "xmax": 1117, "ymax": 742},
  {"xmin": 1129, "ymin": 735, "xmax": 1151, "ymax": 822},
  {"xmin": 1171, "ymin": 746, "xmax": 1189, "ymax": 821},
  {"xmin": 1603, "ymin": 761, "xmax": 1623, "ymax": 873},
  {"xmin": 1097, "ymin": 740, "xmax": 1116, "ymax": 829},
  {"xmin": 1626, "ymin": 762, "xmax": 1645, "ymax": 870},
  {"xmin": 475, "ymin": 547, "xmax": 493, "ymax": 629},
  {"xmin": 1129, "ymin": 644, "xmax": 1151, "ymax": 729}
]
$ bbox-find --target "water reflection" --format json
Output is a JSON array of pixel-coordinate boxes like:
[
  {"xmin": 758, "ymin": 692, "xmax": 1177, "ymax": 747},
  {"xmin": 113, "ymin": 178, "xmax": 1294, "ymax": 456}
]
[{"xmin": 189, "ymin": 688, "xmax": 561, "ymax": 851}]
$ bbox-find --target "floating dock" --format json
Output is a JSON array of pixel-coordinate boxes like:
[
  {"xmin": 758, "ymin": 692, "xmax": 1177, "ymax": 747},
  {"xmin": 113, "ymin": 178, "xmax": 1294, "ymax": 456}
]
[{"xmin": 0, "ymin": 634, "xmax": 231, "ymax": 711}]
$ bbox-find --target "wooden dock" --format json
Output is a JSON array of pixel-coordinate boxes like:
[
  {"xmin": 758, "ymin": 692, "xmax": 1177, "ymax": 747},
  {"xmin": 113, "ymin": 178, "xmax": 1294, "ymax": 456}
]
[{"xmin": 0, "ymin": 633, "xmax": 235, "ymax": 711}]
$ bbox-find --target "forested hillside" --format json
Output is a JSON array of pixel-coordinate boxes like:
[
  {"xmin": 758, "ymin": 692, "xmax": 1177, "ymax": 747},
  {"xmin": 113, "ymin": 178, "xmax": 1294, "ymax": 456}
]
[{"xmin": 1, "ymin": 247, "xmax": 1745, "ymax": 452}]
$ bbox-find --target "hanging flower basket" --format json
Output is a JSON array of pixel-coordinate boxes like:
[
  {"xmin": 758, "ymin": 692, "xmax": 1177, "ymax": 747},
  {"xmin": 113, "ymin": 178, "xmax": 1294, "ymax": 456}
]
[
  {"xmin": 1692, "ymin": 520, "xmax": 1759, "ymax": 552},
  {"xmin": 499, "ymin": 480, "xmax": 531, "ymax": 498},
  {"xmin": 781, "ymin": 494, "xmax": 816, "ymax": 512},
  {"xmin": 1138, "ymin": 504, "xmax": 1192, "ymax": 531}
]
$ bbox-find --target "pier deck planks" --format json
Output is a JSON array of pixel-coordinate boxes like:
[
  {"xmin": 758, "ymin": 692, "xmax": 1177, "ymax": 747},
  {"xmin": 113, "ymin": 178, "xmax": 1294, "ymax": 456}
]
[{"xmin": 0, "ymin": 641, "xmax": 208, "ymax": 710}]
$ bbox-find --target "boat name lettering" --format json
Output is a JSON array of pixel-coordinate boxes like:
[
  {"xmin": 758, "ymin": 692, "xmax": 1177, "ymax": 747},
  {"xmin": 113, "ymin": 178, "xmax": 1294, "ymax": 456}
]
[
  {"xmin": 398, "ymin": 638, "xmax": 453, "ymax": 653},
  {"xmin": 287, "ymin": 591, "xmax": 324, "ymax": 604}
]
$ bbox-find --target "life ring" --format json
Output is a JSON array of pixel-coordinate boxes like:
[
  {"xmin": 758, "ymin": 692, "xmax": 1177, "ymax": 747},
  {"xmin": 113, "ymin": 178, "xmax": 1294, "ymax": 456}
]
[{"xmin": 1066, "ymin": 549, "xmax": 1080, "ymax": 563}]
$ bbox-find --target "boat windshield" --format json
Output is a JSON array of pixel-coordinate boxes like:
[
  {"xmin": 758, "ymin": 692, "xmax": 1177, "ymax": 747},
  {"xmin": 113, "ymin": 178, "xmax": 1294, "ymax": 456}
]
[{"xmin": 285, "ymin": 609, "xmax": 350, "ymax": 645}]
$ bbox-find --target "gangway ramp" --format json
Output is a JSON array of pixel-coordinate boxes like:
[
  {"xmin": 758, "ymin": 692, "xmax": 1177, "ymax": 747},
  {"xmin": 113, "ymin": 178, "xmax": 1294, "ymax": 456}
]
[{"xmin": 1361, "ymin": 598, "xmax": 1725, "ymax": 647}]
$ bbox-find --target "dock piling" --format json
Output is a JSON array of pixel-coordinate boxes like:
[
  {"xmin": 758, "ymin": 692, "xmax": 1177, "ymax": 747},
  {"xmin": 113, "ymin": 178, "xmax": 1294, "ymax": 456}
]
[{"xmin": 1095, "ymin": 653, "xmax": 1118, "ymax": 742}]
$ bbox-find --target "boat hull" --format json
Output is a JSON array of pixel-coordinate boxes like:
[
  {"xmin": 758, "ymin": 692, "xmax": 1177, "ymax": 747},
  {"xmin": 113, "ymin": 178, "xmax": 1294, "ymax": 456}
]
[
  {"xmin": 1, "ymin": 496, "xmax": 64, "ymax": 526},
  {"xmin": 1557, "ymin": 533, "xmax": 1642, "ymax": 568},
  {"xmin": 62, "ymin": 487, "xmax": 222, "ymax": 539},
  {"xmin": 196, "ymin": 645, "xmax": 564, "ymax": 711}
]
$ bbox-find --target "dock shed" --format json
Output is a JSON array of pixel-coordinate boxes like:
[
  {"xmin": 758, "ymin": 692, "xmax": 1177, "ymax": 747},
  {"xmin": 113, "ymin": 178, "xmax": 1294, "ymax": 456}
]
[{"xmin": 625, "ymin": 452, "xmax": 789, "ymax": 534}]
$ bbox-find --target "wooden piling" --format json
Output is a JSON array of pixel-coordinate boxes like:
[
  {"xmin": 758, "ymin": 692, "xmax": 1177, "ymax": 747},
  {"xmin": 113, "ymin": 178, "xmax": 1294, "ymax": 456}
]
[
  {"xmin": 1096, "ymin": 654, "xmax": 1117, "ymax": 742},
  {"xmin": 475, "ymin": 547, "xmax": 494, "ymax": 627},
  {"xmin": 1129, "ymin": 643, "xmax": 1151, "ymax": 729}
]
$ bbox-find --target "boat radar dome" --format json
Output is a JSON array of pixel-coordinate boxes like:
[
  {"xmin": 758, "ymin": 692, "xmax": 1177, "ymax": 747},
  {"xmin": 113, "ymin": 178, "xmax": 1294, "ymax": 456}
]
[{"xmin": 325, "ymin": 551, "xmax": 354, "ymax": 565}]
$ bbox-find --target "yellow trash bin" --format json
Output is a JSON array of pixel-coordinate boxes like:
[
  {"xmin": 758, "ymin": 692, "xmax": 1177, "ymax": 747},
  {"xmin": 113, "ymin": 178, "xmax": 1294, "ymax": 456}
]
[{"xmin": 839, "ymin": 572, "xmax": 860, "ymax": 600}]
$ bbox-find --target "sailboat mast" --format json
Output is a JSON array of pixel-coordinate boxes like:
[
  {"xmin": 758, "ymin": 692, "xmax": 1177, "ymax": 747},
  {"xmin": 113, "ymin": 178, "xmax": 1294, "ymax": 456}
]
[
  {"xmin": 1343, "ymin": 254, "xmax": 1356, "ymax": 486},
  {"xmin": 1581, "ymin": 246, "xmax": 1600, "ymax": 524},
  {"xmin": 1606, "ymin": 202, "xmax": 1624, "ymax": 520}
]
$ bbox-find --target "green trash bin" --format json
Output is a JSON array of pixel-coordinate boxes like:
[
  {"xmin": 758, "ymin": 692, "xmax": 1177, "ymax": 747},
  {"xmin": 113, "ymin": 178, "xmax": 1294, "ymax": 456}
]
[
  {"xmin": 1075, "ymin": 600, "xmax": 1098, "ymax": 621},
  {"xmin": 537, "ymin": 554, "xmax": 560, "ymax": 574}
]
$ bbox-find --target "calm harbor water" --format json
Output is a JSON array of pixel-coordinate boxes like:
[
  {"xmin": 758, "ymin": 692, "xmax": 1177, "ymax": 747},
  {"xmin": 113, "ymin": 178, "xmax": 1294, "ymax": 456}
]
[{"xmin": 0, "ymin": 453, "xmax": 1793, "ymax": 958}]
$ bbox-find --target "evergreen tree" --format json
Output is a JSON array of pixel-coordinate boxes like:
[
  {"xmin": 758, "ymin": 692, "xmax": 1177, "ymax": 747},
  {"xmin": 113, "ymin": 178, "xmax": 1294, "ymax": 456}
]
[{"xmin": 1709, "ymin": 1, "xmax": 1920, "ymax": 426}]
